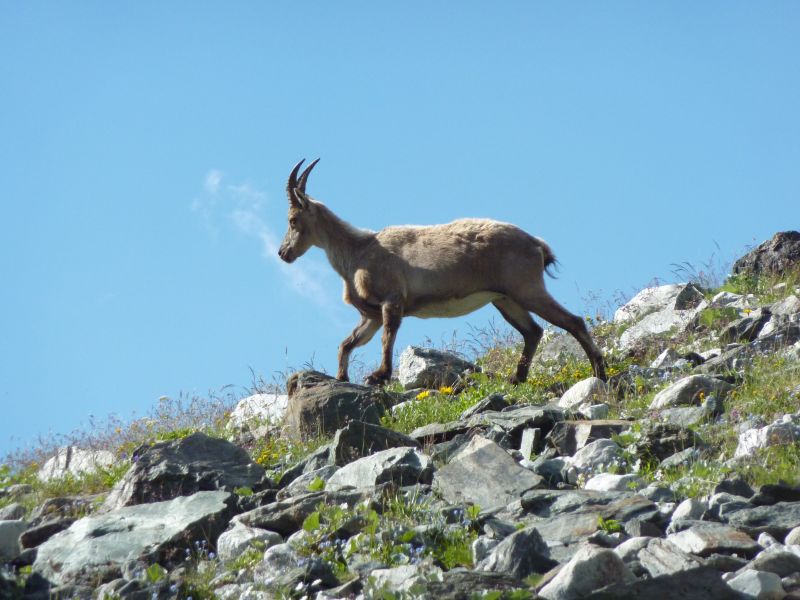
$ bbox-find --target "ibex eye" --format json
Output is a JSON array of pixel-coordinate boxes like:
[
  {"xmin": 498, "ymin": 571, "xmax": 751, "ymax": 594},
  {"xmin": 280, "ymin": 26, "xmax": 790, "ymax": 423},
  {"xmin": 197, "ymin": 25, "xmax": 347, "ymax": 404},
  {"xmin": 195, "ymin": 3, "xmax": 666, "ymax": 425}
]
[{"xmin": 289, "ymin": 218, "xmax": 298, "ymax": 228}]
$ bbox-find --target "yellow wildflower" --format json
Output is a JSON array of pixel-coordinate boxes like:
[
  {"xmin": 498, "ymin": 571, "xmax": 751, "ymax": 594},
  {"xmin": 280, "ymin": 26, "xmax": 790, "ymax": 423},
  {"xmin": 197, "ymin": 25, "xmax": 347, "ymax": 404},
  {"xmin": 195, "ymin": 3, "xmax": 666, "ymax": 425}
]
[
  {"xmin": 416, "ymin": 390, "xmax": 431, "ymax": 400},
  {"xmin": 438, "ymin": 386, "xmax": 454, "ymax": 395}
]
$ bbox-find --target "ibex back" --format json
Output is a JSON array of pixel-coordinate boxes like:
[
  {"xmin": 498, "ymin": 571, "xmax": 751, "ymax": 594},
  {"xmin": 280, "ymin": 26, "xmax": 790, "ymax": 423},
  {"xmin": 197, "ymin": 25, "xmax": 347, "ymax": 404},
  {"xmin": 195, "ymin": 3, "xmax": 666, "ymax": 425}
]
[{"xmin": 278, "ymin": 159, "xmax": 607, "ymax": 386}]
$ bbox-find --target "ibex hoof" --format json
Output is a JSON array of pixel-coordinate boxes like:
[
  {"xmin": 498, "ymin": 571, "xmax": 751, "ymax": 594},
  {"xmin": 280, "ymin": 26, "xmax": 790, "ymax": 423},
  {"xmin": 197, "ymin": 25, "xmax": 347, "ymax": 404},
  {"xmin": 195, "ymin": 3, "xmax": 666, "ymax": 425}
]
[{"xmin": 364, "ymin": 372, "xmax": 389, "ymax": 386}]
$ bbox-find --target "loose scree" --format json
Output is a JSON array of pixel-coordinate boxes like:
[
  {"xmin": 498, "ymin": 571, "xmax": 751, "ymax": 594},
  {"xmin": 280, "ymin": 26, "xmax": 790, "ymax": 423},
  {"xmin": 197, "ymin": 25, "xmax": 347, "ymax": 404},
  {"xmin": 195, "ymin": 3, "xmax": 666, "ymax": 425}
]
[{"xmin": 278, "ymin": 159, "xmax": 607, "ymax": 386}]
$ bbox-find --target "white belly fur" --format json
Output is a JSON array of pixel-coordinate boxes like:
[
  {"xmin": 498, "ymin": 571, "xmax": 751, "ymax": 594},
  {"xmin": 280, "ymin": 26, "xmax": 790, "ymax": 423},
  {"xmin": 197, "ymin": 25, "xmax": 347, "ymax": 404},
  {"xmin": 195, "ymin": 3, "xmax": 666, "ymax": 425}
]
[{"xmin": 410, "ymin": 292, "xmax": 504, "ymax": 319}]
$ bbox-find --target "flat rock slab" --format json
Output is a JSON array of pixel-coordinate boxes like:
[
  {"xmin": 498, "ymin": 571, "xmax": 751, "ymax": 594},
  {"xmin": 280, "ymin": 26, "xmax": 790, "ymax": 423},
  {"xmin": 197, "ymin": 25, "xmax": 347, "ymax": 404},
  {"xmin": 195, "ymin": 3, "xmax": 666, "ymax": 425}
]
[
  {"xmin": 330, "ymin": 420, "xmax": 420, "ymax": 466},
  {"xmin": 638, "ymin": 538, "xmax": 703, "ymax": 577},
  {"xmin": 723, "ymin": 502, "xmax": 800, "ymax": 538},
  {"xmin": 466, "ymin": 404, "xmax": 565, "ymax": 436},
  {"xmin": 667, "ymin": 522, "xmax": 760, "ymax": 558},
  {"xmin": 538, "ymin": 545, "xmax": 634, "ymax": 600},
  {"xmin": 584, "ymin": 566, "xmax": 739, "ymax": 600},
  {"xmin": 433, "ymin": 436, "xmax": 544, "ymax": 511},
  {"xmin": 421, "ymin": 568, "xmax": 526, "ymax": 600},
  {"xmin": 325, "ymin": 446, "xmax": 433, "ymax": 490},
  {"xmin": 410, "ymin": 421, "xmax": 471, "ymax": 444},
  {"xmin": 649, "ymin": 375, "xmax": 733, "ymax": 410},
  {"xmin": 103, "ymin": 432, "xmax": 266, "ymax": 510},
  {"xmin": 34, "ymin": 491, "xmax": 234, "ymax": 587}
]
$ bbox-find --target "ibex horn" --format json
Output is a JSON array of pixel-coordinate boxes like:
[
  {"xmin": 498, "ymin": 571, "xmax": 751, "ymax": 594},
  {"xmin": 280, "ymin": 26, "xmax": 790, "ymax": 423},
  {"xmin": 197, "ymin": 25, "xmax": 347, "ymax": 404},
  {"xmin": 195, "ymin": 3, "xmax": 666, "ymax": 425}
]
[
  {"xmin": 296, "ymin": 158, "xmax": 320, "ymax": 196},
  {"xmin": 287, "ymin": 159, "xmax": 305, "ymax": 195}
]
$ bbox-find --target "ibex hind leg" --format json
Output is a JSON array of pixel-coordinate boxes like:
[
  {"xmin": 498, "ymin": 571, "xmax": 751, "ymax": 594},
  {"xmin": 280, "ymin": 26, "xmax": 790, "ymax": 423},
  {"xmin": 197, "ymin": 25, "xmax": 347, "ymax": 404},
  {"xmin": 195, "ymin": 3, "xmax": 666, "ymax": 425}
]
[
  {"xmin": 520, "ymin": 290, "xmax": 607, "ymax": 381},
  {"xmin": 492, "ymin": 298, "xmax": 544, "ymax": 384}
]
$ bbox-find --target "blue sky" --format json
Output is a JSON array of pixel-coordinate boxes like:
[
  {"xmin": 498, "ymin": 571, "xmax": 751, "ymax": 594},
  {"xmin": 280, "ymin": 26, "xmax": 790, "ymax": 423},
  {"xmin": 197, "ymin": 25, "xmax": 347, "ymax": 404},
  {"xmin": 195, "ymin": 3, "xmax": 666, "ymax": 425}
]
[{"xmin": 1, "ymin": 3, "xmax": 798, "ymax": 455}]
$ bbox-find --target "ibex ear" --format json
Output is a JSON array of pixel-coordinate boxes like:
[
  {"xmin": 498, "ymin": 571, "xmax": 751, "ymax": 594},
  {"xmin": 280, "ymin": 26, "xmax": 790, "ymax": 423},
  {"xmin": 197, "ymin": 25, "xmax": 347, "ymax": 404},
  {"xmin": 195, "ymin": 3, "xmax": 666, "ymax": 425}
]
[{"xmin": 289, "ymin": 190, "xmax": 308, "ymax": 210}]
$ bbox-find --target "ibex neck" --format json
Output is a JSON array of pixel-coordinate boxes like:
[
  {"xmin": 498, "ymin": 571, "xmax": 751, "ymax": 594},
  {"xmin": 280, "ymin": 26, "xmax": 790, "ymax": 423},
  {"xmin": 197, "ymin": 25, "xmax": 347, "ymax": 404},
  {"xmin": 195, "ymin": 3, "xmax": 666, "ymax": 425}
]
[{"xmin": 313, "ymin": 202, "xmax": 373, "ymax": 278}]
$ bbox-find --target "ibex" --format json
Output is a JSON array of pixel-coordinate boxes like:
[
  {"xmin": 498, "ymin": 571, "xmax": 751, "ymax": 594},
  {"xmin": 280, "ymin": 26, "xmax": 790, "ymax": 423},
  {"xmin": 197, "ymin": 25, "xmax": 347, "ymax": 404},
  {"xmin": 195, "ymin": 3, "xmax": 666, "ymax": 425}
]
[{"xmin": 279, "ymin": 159, "xmax": 607, "ymax": 386}]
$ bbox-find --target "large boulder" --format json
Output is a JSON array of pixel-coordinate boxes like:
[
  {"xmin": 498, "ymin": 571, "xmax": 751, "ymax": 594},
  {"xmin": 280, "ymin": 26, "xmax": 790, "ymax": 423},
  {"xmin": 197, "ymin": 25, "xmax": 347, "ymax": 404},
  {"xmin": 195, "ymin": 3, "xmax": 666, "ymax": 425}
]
[
  {"xmin": 36, "ymin": 446, "xmax": 116, "ymax": 482},
  {"xmin": 433, "ymin": 436, "xmax": 544, "ymax": 511},
  {"xmin": 34, "ymin": 491, "xmax": 235, "ymax": 587},
  {"xmin": 478, "ymin": 524, "xmax": 557, "ymax": 578},
  {"xmin": 283, "ymin": 371, "xmax": 389, "ymax": 439},
  {"xmin": 538, "ymin": 544, "xmax": 634, "ymax": 600},
  {"xmin": 397, "ymin": 346, "xmax": 477, "ymax": 390},
  {"xmin": 0, "ymin": 520, "xmax": 27, "ymax": 561},
  {"xmin": 324, "ymin": 446, "xmax": 433, "ymax": 490},
  {"xmin": 102, "ymin": 432, "xmax": 267, "ymax": 511},
  {"xmin": 227, "ymin": 392, "xmax": 288, "ymax": 430},
  {"xmin": 732, "ymin": 231, "xmax": 800, "ymax": 276},
  {"xmin": 615, "ymin": 284, "xmax": 706, "ymax": 352},
  {"xmin": 649, "ymin": 375, "xmax": 733, "ymax": 410},
  {"xmin": 329, "ymin": 420, "xmax": 420, "ymax": 466}
]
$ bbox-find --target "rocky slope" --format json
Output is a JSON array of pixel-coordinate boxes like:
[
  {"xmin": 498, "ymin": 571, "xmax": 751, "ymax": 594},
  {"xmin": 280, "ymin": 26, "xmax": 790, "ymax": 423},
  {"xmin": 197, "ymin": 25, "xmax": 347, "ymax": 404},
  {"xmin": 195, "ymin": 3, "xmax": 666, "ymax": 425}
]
[{"xmin": 1, "ymin": 230, "xmax": 800, "ymax": 599}]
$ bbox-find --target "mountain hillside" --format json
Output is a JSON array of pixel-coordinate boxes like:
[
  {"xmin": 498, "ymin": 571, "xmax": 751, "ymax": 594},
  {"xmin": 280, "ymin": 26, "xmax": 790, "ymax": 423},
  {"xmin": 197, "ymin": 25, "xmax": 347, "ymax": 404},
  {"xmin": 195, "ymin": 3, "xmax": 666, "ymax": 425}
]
[{"xmin": 2, "ymin": 231, "xmax": 800, "ymax": 599}]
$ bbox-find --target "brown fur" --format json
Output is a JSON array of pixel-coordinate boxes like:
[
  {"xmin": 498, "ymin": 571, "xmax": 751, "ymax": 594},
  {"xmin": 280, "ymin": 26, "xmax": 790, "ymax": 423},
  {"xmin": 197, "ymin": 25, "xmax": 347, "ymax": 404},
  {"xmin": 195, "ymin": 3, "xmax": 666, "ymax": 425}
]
[{"xmin": 278, "ymin": 160, "xmax": 606, "ymax": 385}]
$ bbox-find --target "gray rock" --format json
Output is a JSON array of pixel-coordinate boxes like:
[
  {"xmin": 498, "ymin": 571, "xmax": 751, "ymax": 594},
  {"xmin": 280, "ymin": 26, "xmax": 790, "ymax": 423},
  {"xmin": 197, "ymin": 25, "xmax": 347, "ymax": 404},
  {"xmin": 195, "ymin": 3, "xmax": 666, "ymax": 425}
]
[
  {"xmin": 723, "ymin": 502, "xmax": 800, "ymax": 538},
  {"xmin": 668, "ymin": 522, "xmax": 760, "ymax": 558},
  {"xmin": 227, "ymin": 392, "xmax": 288, "ymax": 430},
  {"xmin": 325, "ymin": 446, "xmax": 433, "ymax": 490},
  {"xmin": 615, "ymin": 284, "xmax": 685, "ymax": 324},
  {"xmin": 433, "ymin": 436, "xmax": 544, "ymax": 511},
  {"xmin": 276, "ymin": 465, "xmax": 339, "ymax": 500},
  {"xmin": 283, "ymin": 370, "xmax": 389, "ymax": 439},
  {"xmin": 634, "ymin": 421, "xmax": 703, "ymax": 461},
  {"xmin": 649, "ymin": 375, "xmax": 733, "ymax": 410},
  {"xmin": 34, "ymin": 491, "xmax": 234, "ymax": 587},
  {"xmin": 638, "ymin": 537, "xmax": 702, "ymax": 577},
  {"xmin": 397, "ymin": 346, "xmax": 477, "ymax": 390},
  {"xmin": 720, "ymin": 308, "xmax": 772, "ymax": 344},
  {"xmin": 478, "ymin": 524, "xmax": 557, "ymax": 579},
  {"xmin": 732, "ymin": 230, "xmax": 800, "ymax": 277},
  {"xmin": 751, "ymin": 547, "xmax": 800, "ymax": 577},
  {"xmin": 547, "ymin": 420, "xmax": 629, "ymax": 457},
  {"xmin": 410, "ymin": 420, "xmax": 471, "ymax": 444},
  {"xmin": 36, "ymin": 446, "xmax": 116, "ymax": 482},
  {"xmin": 538, "ymin": 544, "xmax": 634, "ymax": 600},
  {"xmin": 708, "ymin": 492, "xmax": 752, "ymax": 521},
  {"xmin": 584, "ymin": 473, "xmax": 644, "ymax": 492},
  {"xmin": 580, "ymin": 404, "xmax": 610, "ymax": 420},
  {"xmin": 421, "ymin": 568, "xmax": 529, "ymax": 599},
  {"xmin": 102, "ymin": 432, "xmax": 267, "ymax": 511},
  {"xmin": 539, "ymin": 331, "xmax": 586, "ymax": 362},
  {"xmin": 0, "ymin": 519, "xmax": 27, "ymax": 561},
  {"xmin": 519, "ymin": 427, "xmax": 541, "ymax": 460},
  {"xmin": 558, "ymin": 377, "xmax": 611, "ymax": 410},
  {"xmin": 735, "ymin": 417, "xmax": 800, "ymax": 459},
  {"xmin": 651, "ymin": 348, "xmax": 681, "ymax": 369},
  {"xmin": 511, "ymin": 490, "xmax": 659, "ymax": 563},
  {"xmin": 466, "ymin": 403, "xmax": 565, "ymax": 436},
  {"xmin": 726, "ymin": 568, "xmax": 785, "ymax": 600},
  {"xmin": 0, "ymin": 502, "xmax": 26, "ymax": 521},
  {"xmin": 19, "ymin": 518, "xmax": 75, "ymax": 550},
  {"xmin": 659, "ymin": 447, "xmax": 701, "ymax": 469},
  {"xmin": 659, "ymin": 405, "xmax": 714, "ymax": 428},
  {"xmin": 236, "ymin": 487, "xmax": 383, "ymax": 537},
  {"xmin": 771, "ymin": 295, "xmax": 800, "ymax": 317},
  {"xmin": 564, "ymin": 438, "xmax": 622, "ymax": 474},
  {"xmin": 459, "ymin": 393, "xmax": 509, "ymax": 419},
  {"xmin": 584, "ymin": 566, "xmax": 740, "ymax": 600},
  {"xmin": 216, "ymin": 521, "xmax": 282, "ymax": 562},
  {"xmin": 329, "ymin": 420, "xmax": 420, "ymax": 466},
  {"xmin": 784, "ymin": 526, "xmax": 800, "ymax": 546},
  {"xmin": 368, "ymin": 564, "xmax": 443, "ymax": 596},
  {"xmin": 614, "ymin": 536, "xmax": 653, "ymax": 563},
  {"xmin": 671, "ymin": 498, "xmax": 707, "ymax": 523}
]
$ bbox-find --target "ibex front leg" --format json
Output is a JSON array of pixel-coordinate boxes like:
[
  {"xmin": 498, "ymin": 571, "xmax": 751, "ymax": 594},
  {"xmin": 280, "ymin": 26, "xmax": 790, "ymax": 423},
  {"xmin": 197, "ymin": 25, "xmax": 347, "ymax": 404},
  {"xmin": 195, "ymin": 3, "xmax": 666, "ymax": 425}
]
[
  {"xmin": 365, "ymin": 302, "xmax": 402, "ymax": 386},
  {"xmin": 337, "ymin": 316, "xmax": 381, "ymax": 382}
]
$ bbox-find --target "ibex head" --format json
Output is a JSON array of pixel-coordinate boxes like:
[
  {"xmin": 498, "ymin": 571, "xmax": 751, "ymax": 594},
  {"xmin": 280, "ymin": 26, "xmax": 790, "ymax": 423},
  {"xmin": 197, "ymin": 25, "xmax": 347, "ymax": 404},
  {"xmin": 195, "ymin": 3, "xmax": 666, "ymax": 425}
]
[{"xmin": 278, "ymin": 158, "xmax": 320, "ymax": 263}]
